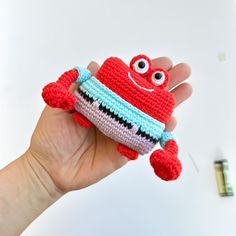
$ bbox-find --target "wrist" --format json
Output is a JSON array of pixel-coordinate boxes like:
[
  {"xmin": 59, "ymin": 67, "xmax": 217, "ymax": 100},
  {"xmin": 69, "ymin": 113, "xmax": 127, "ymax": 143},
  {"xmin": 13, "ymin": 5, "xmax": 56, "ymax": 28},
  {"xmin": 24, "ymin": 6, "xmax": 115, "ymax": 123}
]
[
  {"xmin": 0, "ymin": 151, "xmax": 63, "ymax": 235},
  {"xmin": 23, "ymin": 149, "xmax": 64, "ymax": 200}
]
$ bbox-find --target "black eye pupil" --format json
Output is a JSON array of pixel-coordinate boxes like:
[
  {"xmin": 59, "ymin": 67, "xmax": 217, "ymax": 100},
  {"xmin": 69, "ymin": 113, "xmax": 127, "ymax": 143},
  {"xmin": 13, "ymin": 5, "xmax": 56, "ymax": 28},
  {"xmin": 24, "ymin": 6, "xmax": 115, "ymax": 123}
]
[
  {"xmin": 138, "ymin": 61, "xmax": 146, "ymax": 69},
  {"xmin": 154, "ymin": 72, "xmax": 162, "ymax": 80}
]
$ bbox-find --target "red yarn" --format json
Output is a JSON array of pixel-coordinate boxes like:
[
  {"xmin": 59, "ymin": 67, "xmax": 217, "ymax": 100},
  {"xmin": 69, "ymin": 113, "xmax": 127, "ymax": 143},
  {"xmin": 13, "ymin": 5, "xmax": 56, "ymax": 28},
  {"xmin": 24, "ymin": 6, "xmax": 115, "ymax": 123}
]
[
  {"xmin": 164, "ymin": 139, "xmax": 178, "ymax": 156},
  {"xmin": 73, "ymin": 112, "xmax": 94, "ymax": 128},
  {"xmin": 42, "ymin": 69, "xmax": 78, "ymax": 110},
  {"xmin": 129, "ymin": 54, "xmax": 152, "ymax": 78},
  {"xmin": 149, "ymin": 140, "xmax": 181, "ymax": 181},
  {"xmin": 117, "ymin": 144, "xmax": 139, "ymax": 160},
  {"xmin": 97, "ymin": 57, "xmax": 175, "ymax": 123},
  {"xmin": 42, "ymin": 82, "xmax": 76, "ymax": 110},
  {"xmin": 57, "ymin": 69, "xmax": 78, "ymax": 89}
]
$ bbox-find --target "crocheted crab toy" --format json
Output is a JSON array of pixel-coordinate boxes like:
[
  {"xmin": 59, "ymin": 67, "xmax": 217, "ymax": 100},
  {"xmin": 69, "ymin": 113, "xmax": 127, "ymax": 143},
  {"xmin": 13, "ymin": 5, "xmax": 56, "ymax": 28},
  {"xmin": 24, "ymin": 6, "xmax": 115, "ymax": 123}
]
[{"xmin": 42, "ymin": 55, "xmax": 182, "ymax": 181}]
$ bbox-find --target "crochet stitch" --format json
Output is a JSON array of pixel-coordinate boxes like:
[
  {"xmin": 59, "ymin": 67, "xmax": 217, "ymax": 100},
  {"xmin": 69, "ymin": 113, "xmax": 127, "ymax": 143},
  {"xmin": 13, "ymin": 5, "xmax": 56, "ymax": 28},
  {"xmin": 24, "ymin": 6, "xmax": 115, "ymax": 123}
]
[{"xmin": 42, "ymin": 54, "xmax": 182, "ymax": 181}]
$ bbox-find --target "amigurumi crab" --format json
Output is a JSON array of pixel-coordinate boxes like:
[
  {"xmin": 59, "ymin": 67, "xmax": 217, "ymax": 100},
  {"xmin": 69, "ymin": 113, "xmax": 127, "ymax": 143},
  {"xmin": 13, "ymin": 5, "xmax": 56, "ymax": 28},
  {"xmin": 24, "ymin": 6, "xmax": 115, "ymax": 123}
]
[{"xmin": 42, "ymin": 55, "xmax": 182, "ymax": 181}]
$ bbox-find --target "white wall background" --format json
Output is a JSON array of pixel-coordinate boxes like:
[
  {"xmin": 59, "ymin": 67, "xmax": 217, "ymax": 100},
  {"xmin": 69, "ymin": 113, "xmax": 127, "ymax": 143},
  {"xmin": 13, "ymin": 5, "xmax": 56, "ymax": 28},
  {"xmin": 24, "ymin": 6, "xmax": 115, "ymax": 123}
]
[{"xmin": 1, "ymin": 0, "xmax": 236, "ymax": 235}]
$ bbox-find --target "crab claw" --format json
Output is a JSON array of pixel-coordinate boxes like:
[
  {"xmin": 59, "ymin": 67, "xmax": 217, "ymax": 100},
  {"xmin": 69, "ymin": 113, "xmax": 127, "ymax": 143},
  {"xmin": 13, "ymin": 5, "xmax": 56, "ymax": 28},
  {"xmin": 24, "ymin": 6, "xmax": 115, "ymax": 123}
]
[
  {"xmin": 42, "ymin": 82, "xmax": 76, "ymax": 110},
  {"xmin": 149, "ymin": 140, "xmax": 182, "ymax": 181},
  {"xmin": 150, "ymin": 150, "xmax": 182, "ymax": 181}
]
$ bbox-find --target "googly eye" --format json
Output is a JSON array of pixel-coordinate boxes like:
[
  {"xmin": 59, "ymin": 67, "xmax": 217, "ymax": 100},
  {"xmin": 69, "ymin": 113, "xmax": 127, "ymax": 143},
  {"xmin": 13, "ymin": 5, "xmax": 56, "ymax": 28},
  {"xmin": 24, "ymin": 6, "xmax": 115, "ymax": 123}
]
[
  {"xmin": 133, "ymin": 58, "xmax": 150, "ymax": 74},
  {"xmin": 149, "ymin": 68, "xmax": 169, "ymax": 89},
  {"xmin": 130, "ymin": 55, "xmax": 151, "ymax": 76}
]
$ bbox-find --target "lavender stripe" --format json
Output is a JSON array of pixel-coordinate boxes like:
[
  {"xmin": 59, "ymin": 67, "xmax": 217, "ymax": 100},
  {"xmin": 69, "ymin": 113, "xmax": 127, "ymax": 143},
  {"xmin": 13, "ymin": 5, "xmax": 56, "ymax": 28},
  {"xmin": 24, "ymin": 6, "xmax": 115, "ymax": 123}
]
[{"xmin": 74, "ymin": 91, "xmax": 156, "ymax": 155}]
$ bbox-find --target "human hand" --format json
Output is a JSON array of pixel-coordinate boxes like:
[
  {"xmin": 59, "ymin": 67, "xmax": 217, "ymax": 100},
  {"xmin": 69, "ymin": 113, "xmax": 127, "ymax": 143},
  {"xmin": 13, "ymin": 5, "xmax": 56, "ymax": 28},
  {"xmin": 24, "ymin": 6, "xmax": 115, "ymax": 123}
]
[{"xmin": 26, "ymin": 57, "xmax": 192, "ymax": 194}]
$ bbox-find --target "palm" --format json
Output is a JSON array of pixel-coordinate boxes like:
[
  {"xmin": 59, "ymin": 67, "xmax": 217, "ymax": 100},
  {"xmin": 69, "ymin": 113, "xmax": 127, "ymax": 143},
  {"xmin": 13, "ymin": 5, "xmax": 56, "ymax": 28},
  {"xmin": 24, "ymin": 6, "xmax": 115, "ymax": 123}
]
[
  {"xmin": 30, "ymin": 106, "xmax": 125, "ymax": 192},
  {"xmin": 29, "ymin": 57, "xmax": 192, "ymax": 192}
]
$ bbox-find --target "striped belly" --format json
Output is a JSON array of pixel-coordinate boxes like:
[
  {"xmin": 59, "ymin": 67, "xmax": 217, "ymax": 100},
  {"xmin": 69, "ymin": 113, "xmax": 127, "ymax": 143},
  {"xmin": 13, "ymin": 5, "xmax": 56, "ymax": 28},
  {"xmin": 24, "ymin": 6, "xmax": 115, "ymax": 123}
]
[{"xmin": 74, "ymin": 80, "xmax": 166, "ymax": 154}]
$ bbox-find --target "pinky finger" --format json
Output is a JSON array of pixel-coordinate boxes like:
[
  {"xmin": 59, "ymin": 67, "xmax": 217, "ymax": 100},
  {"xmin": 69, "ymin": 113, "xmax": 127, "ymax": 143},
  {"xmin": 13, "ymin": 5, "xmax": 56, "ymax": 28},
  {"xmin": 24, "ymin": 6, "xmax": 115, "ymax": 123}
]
[
  {"xmin": 171, "ymin": 83, "xmax": 193, "ymax": 108},
  {"xmin": 165, "ymin": 116, "xmax": 177, "ymax": 132}
]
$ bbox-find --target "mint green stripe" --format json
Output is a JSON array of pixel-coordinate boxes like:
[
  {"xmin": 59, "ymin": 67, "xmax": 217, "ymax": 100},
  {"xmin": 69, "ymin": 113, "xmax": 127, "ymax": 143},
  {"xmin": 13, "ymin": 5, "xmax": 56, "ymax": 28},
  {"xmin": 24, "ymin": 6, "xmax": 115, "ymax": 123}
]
[
  {"xmin": 80, "ymin": 76, "xmax": 165, "ymax": 138},
  {"xmin": 74, "ymin": 66, "xmax": 91, "ymax": 84},
  {"xmin": 160, "ymin": 132, "xmax": 177, "ymax": 148}
]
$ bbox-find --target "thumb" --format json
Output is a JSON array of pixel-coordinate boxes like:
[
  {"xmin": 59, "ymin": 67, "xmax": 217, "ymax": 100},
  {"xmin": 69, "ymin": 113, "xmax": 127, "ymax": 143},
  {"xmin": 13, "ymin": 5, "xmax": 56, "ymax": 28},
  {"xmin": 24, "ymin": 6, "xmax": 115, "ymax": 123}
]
[{"xmin": 87, "ymin": 61, "xmax": 100, "ymax": 76}]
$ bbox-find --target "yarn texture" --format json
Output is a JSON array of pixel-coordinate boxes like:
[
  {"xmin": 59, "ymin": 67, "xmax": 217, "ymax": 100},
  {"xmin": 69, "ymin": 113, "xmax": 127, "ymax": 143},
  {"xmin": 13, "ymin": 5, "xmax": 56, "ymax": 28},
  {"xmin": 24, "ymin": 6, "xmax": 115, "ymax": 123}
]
[{"xmin": 42, "ymin": 55, "xmax": 182, "ymax": 181}]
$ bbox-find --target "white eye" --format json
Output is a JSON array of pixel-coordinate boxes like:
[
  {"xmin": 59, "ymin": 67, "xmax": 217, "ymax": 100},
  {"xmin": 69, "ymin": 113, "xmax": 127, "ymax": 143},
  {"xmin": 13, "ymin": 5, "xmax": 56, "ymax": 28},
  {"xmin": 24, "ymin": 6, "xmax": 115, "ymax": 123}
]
[
  {"xmin": 151, "ymin": 71, "xmax": 166, "ymax": 86},
  {"xmin": 132, "ymin": 59, "xmax": 150, "ymax": 74}
]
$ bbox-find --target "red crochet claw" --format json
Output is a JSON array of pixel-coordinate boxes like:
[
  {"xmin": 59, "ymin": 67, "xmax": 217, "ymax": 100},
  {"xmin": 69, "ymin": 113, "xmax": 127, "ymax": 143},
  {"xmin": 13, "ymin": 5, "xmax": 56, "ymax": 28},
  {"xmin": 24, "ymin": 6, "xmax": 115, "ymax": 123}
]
[
  {"xmin": 42, "ymin": 69, "xmax": 78, "ymax": 110},
  {"xmin": 117, "ymin": 143, "xmax": 139, "ymax": 160},
  {"xmin": 73, "ymin": 112, "xmax": 94, "ymax": 128},
  {"xmin": 42, "ymin": 82, "xmax": 76, "ymax": 110},
  {"xmin": 150, "ymin": 140, "xmax": 182, "ymax": 181}
]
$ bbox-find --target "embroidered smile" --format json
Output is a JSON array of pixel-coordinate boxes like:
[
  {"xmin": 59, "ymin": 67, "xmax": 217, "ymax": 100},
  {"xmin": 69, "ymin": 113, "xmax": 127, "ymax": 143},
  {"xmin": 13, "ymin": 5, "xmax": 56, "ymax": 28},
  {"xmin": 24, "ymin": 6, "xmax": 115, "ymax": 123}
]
[{"xmin": 128, "ymin": 72, "xmax": 154, "ymax": 92}]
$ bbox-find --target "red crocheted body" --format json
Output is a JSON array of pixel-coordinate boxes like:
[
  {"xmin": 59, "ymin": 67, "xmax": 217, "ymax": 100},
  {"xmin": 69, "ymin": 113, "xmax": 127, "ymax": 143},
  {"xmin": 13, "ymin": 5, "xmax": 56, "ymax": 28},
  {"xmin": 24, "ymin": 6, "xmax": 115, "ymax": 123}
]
[{"xmin": 96, "ymin": 57, "xmax": 175, "ymax": 123}]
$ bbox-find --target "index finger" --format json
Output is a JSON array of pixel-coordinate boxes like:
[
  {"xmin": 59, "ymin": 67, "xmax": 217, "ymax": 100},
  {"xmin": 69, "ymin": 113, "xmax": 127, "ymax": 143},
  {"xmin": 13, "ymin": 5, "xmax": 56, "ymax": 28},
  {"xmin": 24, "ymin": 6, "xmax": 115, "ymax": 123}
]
[{"xmin": 151, "ymin": 57, "xmax": 173, "ymax": 71}]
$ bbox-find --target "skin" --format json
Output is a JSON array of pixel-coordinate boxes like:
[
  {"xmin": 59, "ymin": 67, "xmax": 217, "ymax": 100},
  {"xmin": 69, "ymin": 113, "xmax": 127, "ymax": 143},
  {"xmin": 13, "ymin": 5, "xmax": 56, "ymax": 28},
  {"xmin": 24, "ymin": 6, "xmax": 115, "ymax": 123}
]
[{"xmin": 0, "ymin": 57, "xmax": 192, "ymax": 235}]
